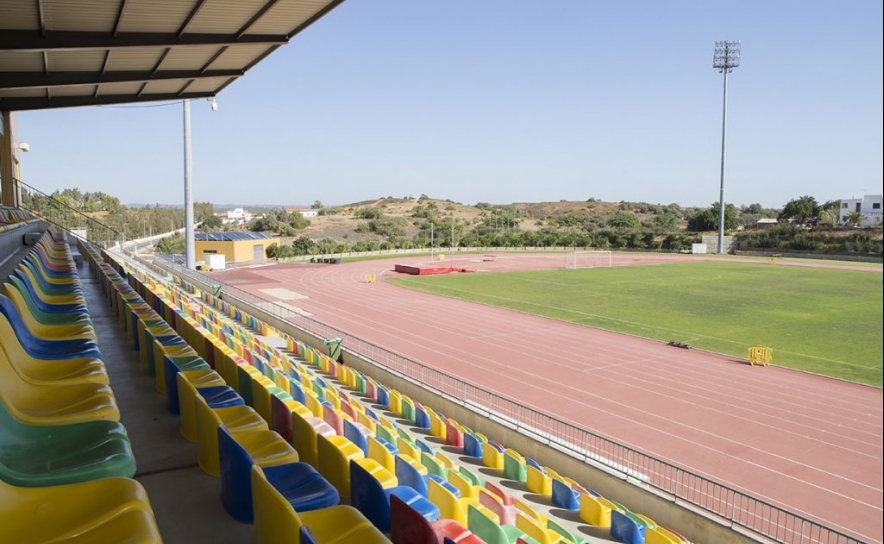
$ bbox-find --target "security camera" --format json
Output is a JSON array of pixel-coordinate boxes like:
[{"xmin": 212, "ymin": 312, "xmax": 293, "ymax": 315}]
[
  {"xmin": 210, "ymin": 98, "xmax": 218, "ymax": 112},
  {"xmin": 18, "ymin": 143, "xmax": 30, "ymax": 152}
]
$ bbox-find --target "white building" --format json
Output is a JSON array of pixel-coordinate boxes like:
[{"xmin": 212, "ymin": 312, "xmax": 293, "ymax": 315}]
[
  {"xmin": 218, "ymin": 207, "xmax": 253, "ymax": 225},
  {"xmin": 284, "ymin": 207, "xmax": 319, "ymax": 218},
  {"xmin": 839, "ymin": 195, "xmax": 882, "ymax": 227}
]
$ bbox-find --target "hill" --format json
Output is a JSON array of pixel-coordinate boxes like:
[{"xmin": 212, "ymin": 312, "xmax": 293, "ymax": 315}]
[{"xmin": 291, "ymin": 196, "xmax": 693, "ymax": 245}]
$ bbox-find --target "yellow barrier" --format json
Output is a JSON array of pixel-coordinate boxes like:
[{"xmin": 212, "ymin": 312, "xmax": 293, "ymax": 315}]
[
  {"xmin": 363, "ymin": 273, "xmax": 376, "ymax": 284},
  {"xmin": 748, "ymin": 346, "xmax": 773, "ymax": 366}
]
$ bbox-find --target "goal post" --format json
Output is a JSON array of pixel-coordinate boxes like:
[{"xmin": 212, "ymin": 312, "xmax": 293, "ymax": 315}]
[{"xmin": 565, "ymin": 250, "xmax": 612, "ymax": 269}]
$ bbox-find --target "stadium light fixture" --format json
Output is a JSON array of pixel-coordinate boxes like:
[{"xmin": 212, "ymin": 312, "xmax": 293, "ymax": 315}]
[{"xmin": 713, "ymin": 40, "xmax": 740, "ymax": 254}]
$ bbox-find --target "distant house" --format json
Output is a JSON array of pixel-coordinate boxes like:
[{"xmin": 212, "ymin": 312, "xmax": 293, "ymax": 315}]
[
  {"xmin": 839, "ymin": 195, "xmax": 883, "ymax": 227},
  {"xmin": 284, "ymin": 207, "xmax": 319, "ymax": 218},
  {"xmin": 755, "ymin": 218, "xmax": 778, "ymax": 229},
  {"xmin": 218, "ymin": 207, "xmax": 253, "ymax": 225}
]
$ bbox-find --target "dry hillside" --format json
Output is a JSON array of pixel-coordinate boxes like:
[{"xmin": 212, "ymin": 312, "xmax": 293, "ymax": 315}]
[{"xmin": 286, "ymin": 197, "xmax": 683, "ymax": 244}]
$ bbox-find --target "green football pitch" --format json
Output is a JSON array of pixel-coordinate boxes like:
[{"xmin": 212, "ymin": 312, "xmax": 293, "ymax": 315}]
[{"xmin": 389, "ymin": 261, "xmax": 883, "ymax": 386}]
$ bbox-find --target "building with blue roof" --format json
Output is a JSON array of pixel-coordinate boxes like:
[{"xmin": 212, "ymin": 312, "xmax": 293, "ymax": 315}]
[{"xmin": 195, "ymin": 231, "xmax": 278, "ymax": 264}]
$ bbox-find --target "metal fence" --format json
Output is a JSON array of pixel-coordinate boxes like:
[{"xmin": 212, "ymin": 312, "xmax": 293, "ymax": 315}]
[
  {"xmin": 18, "ymin": 179, "xmax": 122, "ymax": 249},
  {"xmin": 144, "ymin": 255, "xmax": 867, "ymax": 544}
]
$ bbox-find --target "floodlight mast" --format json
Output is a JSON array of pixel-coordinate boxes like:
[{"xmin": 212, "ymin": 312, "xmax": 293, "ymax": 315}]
[
  {"xmin": 183, "ymin": 99, "xmax": 195, "ymax": 269},
  {"xmin": 713, "ymin": 40, "xmax": 740, "ymax": 254}
]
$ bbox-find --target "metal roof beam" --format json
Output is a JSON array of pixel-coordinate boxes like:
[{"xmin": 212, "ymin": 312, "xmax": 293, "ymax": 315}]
[
  {"xmin": 0, "ymin": 30, "xmax": 287, "ymax": 52},
  {"xmin": 36, "ymin": 0, "xmax": 46, "ymax": 37},
  {"xmin": 178, "ymin": 0, "xmax": 209, "ymax": 38},
  {"xmin": 0, "ymin": 69, "xmax": 243, "ymax": 90},
  {"xmin": 113, "ymin": 0, "xmax": 130, "ymax": 37},
  {"xmin": 237, "ymin": 0, "xmax": 282, "ymax": 39},
  {"xmin": 0, "ymin": 91, "xmax": 215, "ymax": 112}
]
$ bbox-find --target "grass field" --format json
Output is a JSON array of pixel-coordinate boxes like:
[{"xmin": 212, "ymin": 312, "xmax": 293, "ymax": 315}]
[{"xmin": 389, "ymin": 261, "xmax": 883, "ymax": 386}]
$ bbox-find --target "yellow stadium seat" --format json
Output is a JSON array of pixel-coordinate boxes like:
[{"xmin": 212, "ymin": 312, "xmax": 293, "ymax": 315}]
[
  {"xmin": 317, "ymin": 434, "xmax": 365, "ymax": 498},
  {"xmin": 195, "ymin": 396, "xmax": 267, "ymax": 476},
  {"xmin": 251, "ymin": 465, "xmax": 389, "ymax": 544},
  {"xmin": 0, "ymin": 477, "xmax": 162, "ymax": 544}
]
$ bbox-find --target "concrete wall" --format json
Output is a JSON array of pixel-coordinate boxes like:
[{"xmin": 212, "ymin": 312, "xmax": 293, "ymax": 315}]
[{"xmin": 735, "ymin": 248, "xmax": 882, "ymax": 264}]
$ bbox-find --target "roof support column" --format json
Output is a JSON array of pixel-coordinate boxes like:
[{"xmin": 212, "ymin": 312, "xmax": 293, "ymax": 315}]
[{"xmin": 1, "ymin": 111, "xmax": 21, "ymax": 208}]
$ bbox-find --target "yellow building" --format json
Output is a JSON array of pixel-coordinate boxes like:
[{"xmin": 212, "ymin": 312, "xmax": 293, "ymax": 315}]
[{"xmin": 194, "ymin": 232, "xmax": 279, "ymax": 264}]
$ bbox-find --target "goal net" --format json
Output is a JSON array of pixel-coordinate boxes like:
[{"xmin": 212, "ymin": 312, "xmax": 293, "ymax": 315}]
[{"xmin": 565, "ymin": 250, "xmax": 612, "ymax": 269}]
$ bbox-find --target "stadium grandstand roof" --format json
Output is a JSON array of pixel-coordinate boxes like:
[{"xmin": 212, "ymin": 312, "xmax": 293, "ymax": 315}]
[
  {"xmin": 195, "ymin": 231, "xmax": 272, "ymax": 241},
  {"xmin": 0, "ymin": 0, "xmax": 346, "ymax": 112}
]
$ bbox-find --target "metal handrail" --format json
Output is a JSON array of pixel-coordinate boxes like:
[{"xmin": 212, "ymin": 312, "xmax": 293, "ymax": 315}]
[
  {"xmin": 17, "ymin": 179, "xmax": 123, "ymax": 249},
  {"xmin": 149, "ymin": 256, "xmax": 868, "ymax": 544}
]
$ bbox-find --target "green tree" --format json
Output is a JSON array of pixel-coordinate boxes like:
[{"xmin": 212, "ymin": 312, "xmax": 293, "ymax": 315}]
[
  {"xmin": 687, "ymin": 203, "xmax": 738, "ymax": 232},
  {"xmin": 265, "ymin": 243, "xmax": 279, "ymax": 259},
  {"xmin": 200, "ymin": 215, "xmax": 223, "ymax": 230},
  {"xmin": 607, "ymin": 212, "xmax": 640, "ymax": 229},
  {"xmin": 744, "ymin": 203, "xmax": 764, "ymax": 215},
  {"xmin": 652, "ymin": 213, "xmax": 679, "ymax": 231},
  {"xmin": 155, "ymin": 234, "xmax": 185, "ymax": 254},
  {"xmin": 778, "ymin": 196, "xmax": 821, "ymax": 226},
  {"xmin": 194, "ymin": 201, "xmax": 216, "ymax": 223},
  {"xmin": 292, "ymin": 235, "xmax": 316, "ymax": 255},
  {"xmin": 311, "ymin": 200, "xmax": 324, "ymax": 210}
]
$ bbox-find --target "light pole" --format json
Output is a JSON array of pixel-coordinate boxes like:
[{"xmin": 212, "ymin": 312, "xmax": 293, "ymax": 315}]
[
  {"xmin": 183, "ymin": 97, "xmax": 218, "ymax": 269},
  {"xmin": 713, "ymin": 40, "xmax": 740, "ymax": 254},
  {"xmin": 183, "ymin": 99, "xmax": 195, "ymax": 269}
]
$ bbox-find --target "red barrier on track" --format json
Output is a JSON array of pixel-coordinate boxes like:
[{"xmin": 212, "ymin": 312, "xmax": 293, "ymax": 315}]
[{"xmin": 394, "ymin": 264, "xmax": 472, "ymax": 275}]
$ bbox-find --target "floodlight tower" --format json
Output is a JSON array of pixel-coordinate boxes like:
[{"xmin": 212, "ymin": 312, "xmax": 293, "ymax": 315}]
[
  {"xmin": 713, "ymin": 40, "xmax": 740, "ymax": 254},
  {"xmin": 183, "ymin": 99, "xmax": 195, "ymax": 269},
  {"xmin": 183, "ymin": 97, "xmax": 218, "ymax": 269}
]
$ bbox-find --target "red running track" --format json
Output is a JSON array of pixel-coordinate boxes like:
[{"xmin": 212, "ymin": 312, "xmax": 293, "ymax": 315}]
[{"xmin": 214, "ymin": 253, "xmax": 883, "ymax": 543}]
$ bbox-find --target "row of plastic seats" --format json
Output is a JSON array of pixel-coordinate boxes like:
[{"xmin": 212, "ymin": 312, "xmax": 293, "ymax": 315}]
[
  {"xmin": 122, "ymin": 251, "xmax": 690, "ymax": 544},
  {"xmin": 1, "ymin": 231, "xmax": 161, "ymax": 543},
  {"xmin": 444, "ymin": 413, "xmax": 691, "ymax": 543},
  {"xmin": 164, "ymin": 263, "xmax": 554, "ymax": 544},
  {"xmin": 319, "ymin": 355, "xmax": 596, "ymax": 544},
  {"xmin": 155, "ymin": 278, "xmax": 419, "ymax": 539},
  {"xmin": 140, "ymin": 264, "xmax": 465, "ymax": 542},
  {"xmin": 91, "ymin": 249, "xmax": 390, "ymax": 544},
  {"xmin": 188, "ymin": 290, "xmax": 503, "ymax": 543},
  {"xmin": 0, "ymin": 206, "xmax": 38, "ymax": 234},
  {"xmin": 168, "ymin": 267, "xmax": 613, "ymax": 544}
]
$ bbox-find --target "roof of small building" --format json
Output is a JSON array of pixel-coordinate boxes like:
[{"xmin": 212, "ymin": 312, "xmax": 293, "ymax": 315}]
[{"xmin": 195, "ymin": 231, "xmax": 272, "ymax": 241}]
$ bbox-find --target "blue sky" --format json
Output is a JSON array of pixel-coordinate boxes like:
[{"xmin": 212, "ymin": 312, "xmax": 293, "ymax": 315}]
[{"xmin": 18, "ymin": 0, "xmax": 884, "ymax": 209}]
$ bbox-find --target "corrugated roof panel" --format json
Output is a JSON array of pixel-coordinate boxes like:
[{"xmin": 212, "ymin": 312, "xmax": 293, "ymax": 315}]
[
  {"xmin": 1, "ymin": 0, "xmax": 40, "ymax": 30},
  {"xmin": 117, "ymin": 0, "xmax": 194, "ymax": 33},
  {"xmin": 0, "ymin": 88, "xmax": 45, "ymax": 98},
  {"xmin": 184, "ymin": 75, "xmax": 235, "ymax": 93},
  {"xmin": 186, "ymin": 0, "xmax": 265, "ymax": 35},
  {"xmin": 158, "ymin": 45, "xmax": 221, "ymax": 70},
  {"xmin": 0, "ymin": 52, "xmax": 43, "ymax": 72},
  {"xmin": 247, "ymin": 0, "xmax": 333, "ymax": 35},
  {"xmin": 43, "ymin": 0, "xmax": 118, "ymax": 32},
  {"xmin": 84, "ymin": 80, "xmax": 144, "ymax": 95},
  {"xmin": 105, "ymin": 48, "xmax": 167, "ymax": 72},
  {"xmin": 140, "ymin": 79, "xmax": 192, "ymax": 94},
  {"xmin": 206, "ymin": 44, "xmax": 270, "ymax": 70},
  {"xmin": 48, "ymin": 50, "xmax": 106, "ymax": 71},
  {"xmin": 49, "ymin": 84, "xmax": 96, "ymax": 97}
]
